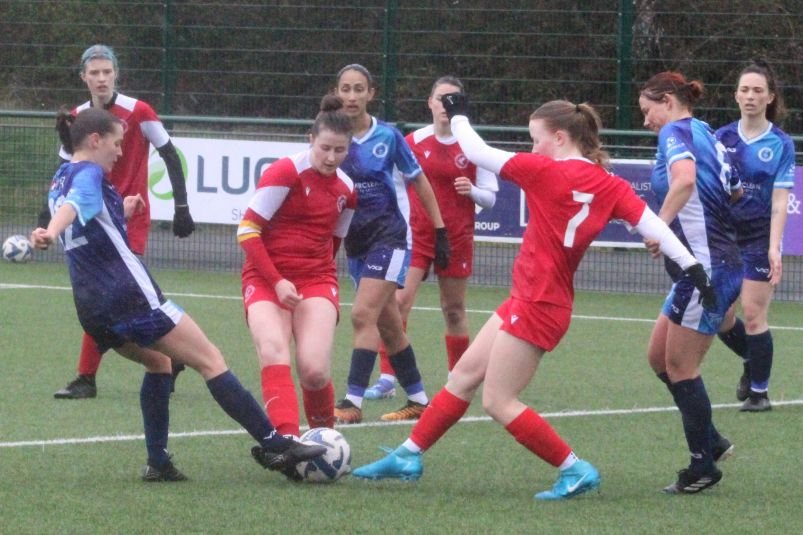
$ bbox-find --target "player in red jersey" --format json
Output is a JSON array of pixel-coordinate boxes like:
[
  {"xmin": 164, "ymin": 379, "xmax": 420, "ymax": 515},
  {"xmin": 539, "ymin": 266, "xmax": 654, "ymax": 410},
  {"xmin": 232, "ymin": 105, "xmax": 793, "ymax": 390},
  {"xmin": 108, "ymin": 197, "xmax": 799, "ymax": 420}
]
[
  {"xmin": 366, "ymin": 76, "xmax": 498, "ymax": 400},
  {"xmin": 238, "ymin": 95, "xmax": 357, "ymax": 447},
  {"xmin": 52, "ymin": 45, "xmax": 194, "ymax": 400},
  {"xmin": 353, "ymin": 97, "xmax": 716, "ymax": 501}
]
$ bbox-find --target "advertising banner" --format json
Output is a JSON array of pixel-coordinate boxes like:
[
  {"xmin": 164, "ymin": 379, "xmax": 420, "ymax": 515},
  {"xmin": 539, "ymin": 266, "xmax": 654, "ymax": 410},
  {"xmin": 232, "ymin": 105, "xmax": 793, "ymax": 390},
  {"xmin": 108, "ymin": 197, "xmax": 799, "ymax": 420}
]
[{"xmin": 149, "ymin": 137, "xmax": 802, "ymax": 254}]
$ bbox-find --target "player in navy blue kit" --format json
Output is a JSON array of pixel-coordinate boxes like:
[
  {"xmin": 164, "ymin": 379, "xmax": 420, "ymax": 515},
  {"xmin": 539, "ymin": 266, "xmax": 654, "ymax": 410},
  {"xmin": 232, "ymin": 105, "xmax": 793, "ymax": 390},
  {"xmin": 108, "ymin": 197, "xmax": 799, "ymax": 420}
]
[
  {"xmin": 639, "ymin": 72, "xmax": 742, "ymax": 494},
  {"xmin": 715, "ymin": 60, "xmax": 796, "ymax": 412},
  {"xmin": 30, "ymin": 107, "xmax": 325, "ymax": 482},
  {"xmin": 331, "ymin": 64, "xmax": 450, "ymax": 424}
]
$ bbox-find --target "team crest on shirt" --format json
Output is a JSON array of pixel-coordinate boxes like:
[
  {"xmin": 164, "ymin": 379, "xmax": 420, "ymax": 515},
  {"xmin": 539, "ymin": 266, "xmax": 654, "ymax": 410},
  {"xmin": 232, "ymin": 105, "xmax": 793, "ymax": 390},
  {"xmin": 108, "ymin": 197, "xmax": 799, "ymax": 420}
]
[
  {"xmin": 511, "ymin": 314, "xmax": 519, "ymax": 324},
  {"xmin": 336, "ymin": 195, "xmax": 347, "ymax": 213},
  {"xmin": 372, "ymin": 142, "xmax": 389, "ymax": 158},
  {"xmin": 424, "ymin": 150, "xmax": 431, "ymax": 158},
  {"xmin": 666, "ymin": 136, "xmax": 678, "ymax": 148},
  {"xmin": 757, "ymin": 147, "xmax": 774, "ymax": 162},
  {"xmin": 305, "ymin": 186, "xmax": 311, "ymax": 196},
  {"xmin": 455, "ymin": 153, "xmax": 469, "ymax": 169}
]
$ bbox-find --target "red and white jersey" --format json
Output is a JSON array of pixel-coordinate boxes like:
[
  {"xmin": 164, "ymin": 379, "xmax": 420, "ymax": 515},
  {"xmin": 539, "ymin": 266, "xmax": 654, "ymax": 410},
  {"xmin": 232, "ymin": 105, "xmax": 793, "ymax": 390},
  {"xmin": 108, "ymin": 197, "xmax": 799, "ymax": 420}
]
[
  {"xmin": 405, "ymin": 126, "xmax": 496, "ymax": 245},
  {"xmin": 501, "ymin": 154, "xmax": 645, "ymax": 307},
  {"xmin": 63, "ymin": 93, "xmax": 170, "ymax": 214},
  {"xmin": 239, "ymin": 151, "xmax": 357, "ymax": 282}
]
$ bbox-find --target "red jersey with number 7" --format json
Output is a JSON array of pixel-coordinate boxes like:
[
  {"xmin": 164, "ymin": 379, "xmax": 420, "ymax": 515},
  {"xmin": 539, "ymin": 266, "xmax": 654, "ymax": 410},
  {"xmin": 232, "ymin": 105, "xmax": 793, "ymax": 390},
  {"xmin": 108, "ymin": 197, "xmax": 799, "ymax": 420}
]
[{"xmin": 500, "ymin": 154, "xmax": 645, "ymax": 307}]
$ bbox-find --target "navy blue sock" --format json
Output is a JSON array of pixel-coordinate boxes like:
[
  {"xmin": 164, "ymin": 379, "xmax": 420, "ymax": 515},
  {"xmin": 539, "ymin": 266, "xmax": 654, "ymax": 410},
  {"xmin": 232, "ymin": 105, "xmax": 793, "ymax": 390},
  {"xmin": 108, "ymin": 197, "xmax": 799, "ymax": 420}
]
[
  {"xmin": 718, "ymin": 317, "xmax": 748, "ymax": 360},
  {"xmin": 346, "ymin": 348, "xmax": 378, "ymax": 397},
  {"xmin": 206, "ymin": 370, "xmax": 289, "ymax": 451},
  {"xmin": 669, "ymin": 377, "xmax": 714, "ymax": 472},
  {"xmin": 389, "ymin": 345, "xmax": 424, "ymax": 395},
  {"xmin": 140, "ymin": 372, "xmax": 173, "ymax": 467},
  {"xmin": 746, "ymin": 330, "xmax": 773, "ymax": 392},
  {"xmin": 659, "ymin": 372, "xmax": 721, "ymax": 443}
]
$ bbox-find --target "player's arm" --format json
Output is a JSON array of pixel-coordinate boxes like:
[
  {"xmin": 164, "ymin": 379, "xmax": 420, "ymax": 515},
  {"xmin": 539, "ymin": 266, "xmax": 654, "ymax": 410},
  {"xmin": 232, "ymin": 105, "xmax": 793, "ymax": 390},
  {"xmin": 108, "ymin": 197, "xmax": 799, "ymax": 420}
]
[
  {"xmin": 768, "ymin": 187, "xmax": 790, "ymax": 285},
  {"xmin": 455, "ymin": 167, "xmax": 498, "ymax": 209},
  {"xmin": 31, "ymin": 202, "xmax": 77, "ymax": 250},
  {"xmin": 237, "ymin": 186, "xmax": 289, "ymax": 288},
  {"xmin": 658, "ymin": 158, "xmax": 696, "ymax": 224},
  {"xmin": 155, "ymin": 140, "xmax": 195, "ymax": 238},
  {"xmin": 634, "ymin": 206, "xmax": 716, "ymax": 310},
  {"xmin": 442, "ymin": 93, "xmax": 513, "ymax": 175}
]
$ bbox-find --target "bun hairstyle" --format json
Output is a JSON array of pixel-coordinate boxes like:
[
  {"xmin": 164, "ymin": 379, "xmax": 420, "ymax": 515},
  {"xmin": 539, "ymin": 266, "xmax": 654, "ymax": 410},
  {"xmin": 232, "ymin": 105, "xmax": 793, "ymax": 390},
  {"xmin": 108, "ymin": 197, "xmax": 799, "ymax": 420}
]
[
  {"xmin": 738, "ymin": 58, "xmax": 786, "ymax": 123},
  {"xmin": 55, "ymin": 107, "xmax": 123, "ymax": 154},
  {"xmin": 311, "ymin": 94, "xmax": 352, "ymax": 138},
  {"xmin": 530, "ymin": 100, "xmax": 610, "ymax": 169},
  {"xmin": 640, "ymin": 71, "xmax": 704, "ymax": 110}
]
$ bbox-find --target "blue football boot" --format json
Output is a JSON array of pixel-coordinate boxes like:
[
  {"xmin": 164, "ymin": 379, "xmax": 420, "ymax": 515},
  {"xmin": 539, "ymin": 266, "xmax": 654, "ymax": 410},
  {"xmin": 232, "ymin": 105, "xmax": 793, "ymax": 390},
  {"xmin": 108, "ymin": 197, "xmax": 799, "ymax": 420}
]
[
  {"xmin": 534, "ymin": 459, "xmax": 601, "ymax": 501},
  {"xmin": 352, "ymin": 446, "xmax": 422, "ymax": 481}
]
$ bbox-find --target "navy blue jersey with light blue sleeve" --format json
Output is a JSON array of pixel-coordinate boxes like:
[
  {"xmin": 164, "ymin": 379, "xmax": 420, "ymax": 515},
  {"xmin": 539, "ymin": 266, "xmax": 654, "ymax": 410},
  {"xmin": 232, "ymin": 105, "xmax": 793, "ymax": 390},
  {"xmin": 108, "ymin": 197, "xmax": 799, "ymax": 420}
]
[
  {"xmin": 48, "ymin": 161, "xmax": 174, "ymax": 333},
  {"xmin": 651, "ymin": 117, "xmax": 740, "ymax": 271},
  {"xmin": 341, "ymin": 117, "xmax": 423, "ymax": 258},
  {"xmin": 715, "ymin": 120, "xmax": 795, "ymax": 243}
]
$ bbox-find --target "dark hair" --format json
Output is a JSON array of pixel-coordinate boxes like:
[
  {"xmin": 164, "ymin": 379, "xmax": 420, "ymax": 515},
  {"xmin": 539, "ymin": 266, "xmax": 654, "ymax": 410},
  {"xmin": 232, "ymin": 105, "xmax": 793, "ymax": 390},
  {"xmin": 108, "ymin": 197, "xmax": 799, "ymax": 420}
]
[
  {"xmin": 56, "ymin": 107, "xmax": 123, "ymax": 154},
  {"xmin": 335, "ymin": 63, "xmax": 374, "ymax": 88},
  {"xmin": 738, "ymin": 58, "xmax": 786, "ymax": 123},
  {"xmin": 310, "ymin": 94, "xmax": 352, "ymax": 138},
  {"xmin": 640, "ymin": 71, "xmax": 704, "ymax": 110},
  {"xmin": 530, "ymin": 100, "xmax": 610, "ymax": 168},
  {"xmin": 431, "ymin": 75, "xmax": 464, "ymax": 95}
]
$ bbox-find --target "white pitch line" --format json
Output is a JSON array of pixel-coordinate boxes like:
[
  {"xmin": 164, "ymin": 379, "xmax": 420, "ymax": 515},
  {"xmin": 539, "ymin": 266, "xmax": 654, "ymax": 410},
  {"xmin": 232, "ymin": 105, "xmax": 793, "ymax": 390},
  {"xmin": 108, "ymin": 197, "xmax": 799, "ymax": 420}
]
[
  {"xmin": 3, "ymin": 282, "xmax": 802, "ymax": 331},
  {"xmin": 2, "ymin": 399, "xmax": 801, "ymax": 449}
]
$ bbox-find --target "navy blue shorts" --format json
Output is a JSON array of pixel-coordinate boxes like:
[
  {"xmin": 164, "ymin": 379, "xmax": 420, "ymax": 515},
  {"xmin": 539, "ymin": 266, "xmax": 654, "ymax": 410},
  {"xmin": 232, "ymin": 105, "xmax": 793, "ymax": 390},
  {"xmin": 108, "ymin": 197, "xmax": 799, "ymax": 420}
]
[
  {"xmin": 81, "ymin": 300, "xmax": 184, "ymax": 352},
  {"xmin": 347, "ymin": 246, "xmax": 410, "ymax": 289},
  {"xmin": 738, "ymin": 237, "xmax": 772, "ymax": 282},
  {"xmin": 661, "ymin": 263, "xmax": 742, "ymax": 335}
]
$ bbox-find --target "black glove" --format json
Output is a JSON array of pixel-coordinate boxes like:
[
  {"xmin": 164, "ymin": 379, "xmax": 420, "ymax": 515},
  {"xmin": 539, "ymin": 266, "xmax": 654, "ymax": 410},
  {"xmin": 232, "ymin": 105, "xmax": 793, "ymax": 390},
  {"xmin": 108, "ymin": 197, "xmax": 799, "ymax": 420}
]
[
  {"xmin": 441, "ymin": 92, "xmax": 469, "ymax": 120},
  {"xmin": 434, "ymin": 227, "xmax": 450, "ymax": 270},
  {"xmin": 685, "ymin": 263, "xmax": 717, "ymax": 311},
  {"xmin": 36, "ymin": 203, "xmax": 51, "ymax": 229},
  {"xmin": 172, "ymin": 205, "xmax": 195, "ymax": 238}
]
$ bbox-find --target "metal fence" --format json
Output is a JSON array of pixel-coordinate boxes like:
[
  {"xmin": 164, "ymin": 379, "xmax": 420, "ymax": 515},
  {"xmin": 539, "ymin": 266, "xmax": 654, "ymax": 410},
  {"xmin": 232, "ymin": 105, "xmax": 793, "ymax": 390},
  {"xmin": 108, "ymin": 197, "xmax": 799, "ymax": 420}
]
[
  {"xmin": 1, "ymin": 1, "xmax": 801, "ymax": 133},
  {"xmin": 2, "ymin": 112, "xmax": 802, "ymax": 301}
]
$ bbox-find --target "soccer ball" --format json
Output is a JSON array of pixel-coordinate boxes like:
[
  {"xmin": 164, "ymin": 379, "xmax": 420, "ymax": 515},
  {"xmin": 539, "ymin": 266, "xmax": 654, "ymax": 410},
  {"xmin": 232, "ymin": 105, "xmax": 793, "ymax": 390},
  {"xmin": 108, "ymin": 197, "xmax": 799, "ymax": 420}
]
[
  {"xmin": 297, "ymin": 427, "xmax": 351, "ymax": 483},
  {"xmin": 2, "ymin": 235, "xmax": 32, "ymax": 263}
]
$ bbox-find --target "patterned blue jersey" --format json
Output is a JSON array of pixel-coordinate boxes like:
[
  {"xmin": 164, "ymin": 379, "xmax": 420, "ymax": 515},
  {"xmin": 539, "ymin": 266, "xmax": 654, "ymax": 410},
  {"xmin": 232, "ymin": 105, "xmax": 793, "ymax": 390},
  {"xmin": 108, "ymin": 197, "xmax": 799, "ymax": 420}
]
[
  {"xmin": 341, "ymin": 117, "xmax": 423, "ymax": 257},
  {"xmin": 715, "ymin": 120, "xmax": 795, "ymax": 243},
  {"xmin": 48, "ymin": 161, "xmax": 168, "ymax": 329},
  {"xmin": 651, "ymin": 117, "xmax": 740, "ymax": 270}
]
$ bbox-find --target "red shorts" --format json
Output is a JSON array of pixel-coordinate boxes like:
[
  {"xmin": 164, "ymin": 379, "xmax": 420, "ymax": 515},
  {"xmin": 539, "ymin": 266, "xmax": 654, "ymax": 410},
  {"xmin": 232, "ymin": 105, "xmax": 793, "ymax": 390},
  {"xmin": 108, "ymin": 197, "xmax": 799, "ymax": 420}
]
[
  {"xmin": 495, "ymin": 297, "xmax": 571, "ymax": 352},
  {"xmin": 242, "ymin": 274, "xmax": 340, "ymax": 315},
  {"xmin": 410, "ymin": 230, "xmax": 473, "ymax": 279}
]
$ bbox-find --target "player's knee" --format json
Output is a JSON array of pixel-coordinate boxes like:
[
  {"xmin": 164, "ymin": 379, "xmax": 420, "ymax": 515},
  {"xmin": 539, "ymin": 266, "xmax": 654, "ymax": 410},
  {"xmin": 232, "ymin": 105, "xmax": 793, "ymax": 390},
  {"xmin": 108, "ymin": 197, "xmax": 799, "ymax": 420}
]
[
  {"xmin": 350, "ymin": 305, "xmax": 376, "ymax": 332},
  {"xmin": 297, "ymin": 362, "xmax": 330, "ymax": 390}
]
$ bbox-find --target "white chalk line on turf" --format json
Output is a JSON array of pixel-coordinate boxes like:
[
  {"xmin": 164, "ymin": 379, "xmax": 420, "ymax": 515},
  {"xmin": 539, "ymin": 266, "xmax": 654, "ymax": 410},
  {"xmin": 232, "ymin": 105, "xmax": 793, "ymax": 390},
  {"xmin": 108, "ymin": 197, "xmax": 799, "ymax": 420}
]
[
  {"xmin": 3, "ymin": 282, "xmax": 803, "ymax": 332},
  {"xmin": 3, "ymin": 399, "xmax": 802, "ymax": 449}
]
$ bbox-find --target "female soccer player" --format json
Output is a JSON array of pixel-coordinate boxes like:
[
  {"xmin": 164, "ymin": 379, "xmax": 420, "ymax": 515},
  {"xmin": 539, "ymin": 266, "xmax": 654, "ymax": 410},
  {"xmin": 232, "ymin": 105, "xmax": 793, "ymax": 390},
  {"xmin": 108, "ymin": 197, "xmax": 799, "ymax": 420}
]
[
  {"xmin": 238, "ymin": 95, "xmax": 357, "ymax": 438},
  {"xmin": 639, "ymin": 71, "xmax": 742, "ymax": 493},
  {"xmin": 364, "ymin": 76, "xmax": 498, "ymax": 401},
  {"xmin": 53, "ymin": 44, "xmax": 195, "ymax": 400},
  {"xmin": 32, "ymin": 107, "xmax": 324, "ymax": 482},
  {"xmin": 331, "ymin": 64, "xmax": 450, "ymax": 424},
  {"xmin": 715, "ymin": 59, "xmax": 795, "ymax": 412},
  {"xmin": 353, "ymin": 96, "xmax": 716, "ymax": 501}
]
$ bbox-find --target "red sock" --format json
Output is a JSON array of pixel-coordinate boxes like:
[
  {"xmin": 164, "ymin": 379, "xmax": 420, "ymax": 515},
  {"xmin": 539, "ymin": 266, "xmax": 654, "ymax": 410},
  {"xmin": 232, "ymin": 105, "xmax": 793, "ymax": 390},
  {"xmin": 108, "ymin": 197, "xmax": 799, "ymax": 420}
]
[
  {"xmin": 505, "ymin": 408, "xmax": 571, "ymax": 467},
  {"xmin": 302, "ymin": 380, "xmax": 335, "ymax": 429},
  {"xmin": 77, "ymin": 333, "xmax": 103, "ymax": 376},
  {"xmin": 410, "ymin": 388, "xmax": 470, "ymax": 451},
  {"xmin": 260, "ymin": 365, "xmax": 300, "ymax": 437},
  {"xmin": 378, "ymin": 344, "xmax": 394, "ymax": 376},
  {"xmin": 445, "ymin": 334, "xmax": 469, "ymax": 372}
]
